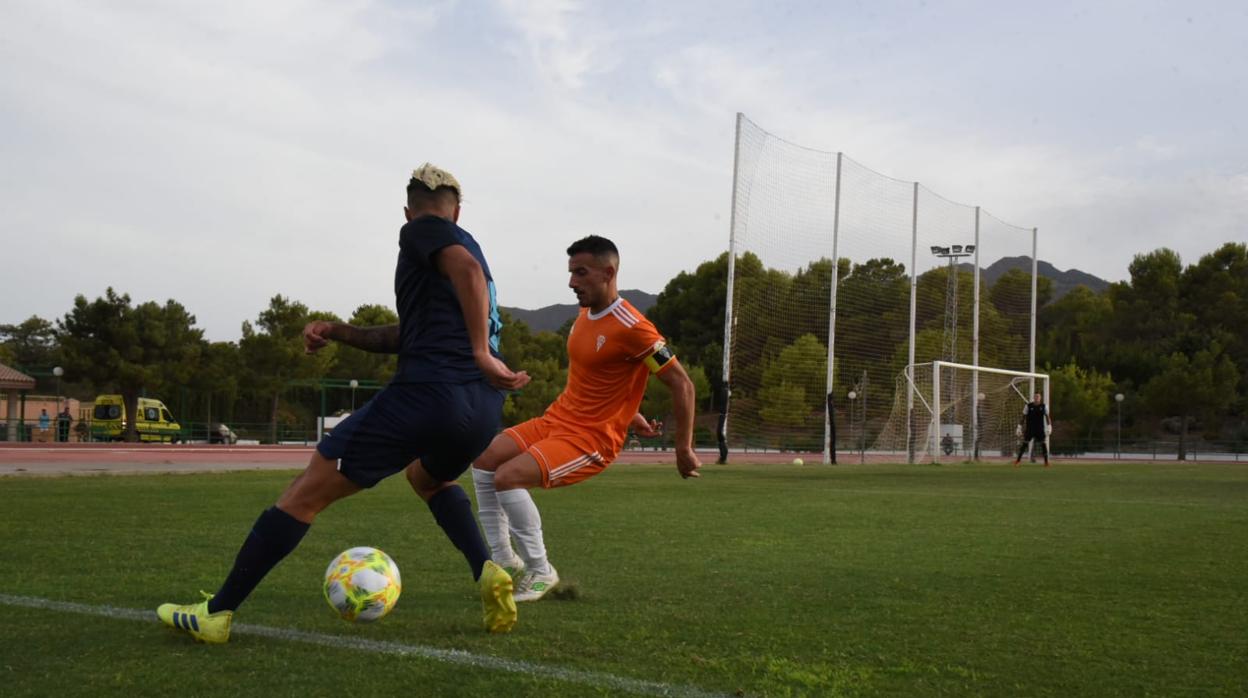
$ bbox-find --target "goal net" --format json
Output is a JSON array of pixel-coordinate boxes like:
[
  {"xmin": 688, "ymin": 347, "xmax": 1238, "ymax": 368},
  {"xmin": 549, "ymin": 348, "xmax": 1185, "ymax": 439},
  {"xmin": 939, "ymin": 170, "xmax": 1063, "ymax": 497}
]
[
  {"xmin": 872, "ymin": 361, "xmax": 1050, "ymax": 463},
  {"xmin": 721, "ymin": 113, "xmax": 1040, "ymax": 462}
]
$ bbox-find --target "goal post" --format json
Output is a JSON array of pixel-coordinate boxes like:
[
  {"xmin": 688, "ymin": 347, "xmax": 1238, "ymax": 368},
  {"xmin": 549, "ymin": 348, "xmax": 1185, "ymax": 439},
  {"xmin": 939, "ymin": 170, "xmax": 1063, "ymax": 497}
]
[{"xmin": 876, "ymin": 361, "xmax": 1049, "ymax": 463}]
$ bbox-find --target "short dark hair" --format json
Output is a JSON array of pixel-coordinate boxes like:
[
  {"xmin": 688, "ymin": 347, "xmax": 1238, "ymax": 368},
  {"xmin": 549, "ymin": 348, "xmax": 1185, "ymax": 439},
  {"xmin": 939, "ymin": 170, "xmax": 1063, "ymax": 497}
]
[
  {"xmin": 406, "ymin": 179, "xmax": 460, "ymax": 210},
  {"xmin": 566, "ymin": 235, "xmax": 619, "ymax": 261}
]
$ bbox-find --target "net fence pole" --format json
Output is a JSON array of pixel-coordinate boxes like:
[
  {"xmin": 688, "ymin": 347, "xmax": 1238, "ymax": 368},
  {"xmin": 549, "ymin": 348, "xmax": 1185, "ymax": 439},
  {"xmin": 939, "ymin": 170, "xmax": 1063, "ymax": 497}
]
[
  {"xmin": 906, "ymin": 181, "xmax": 919, "ymax": 464},
  {"xmin": 972, "ymin": 206, "xmax": 981, "ymax": 460},
  {"xmin": 720, "ymin": 112, "xmax": 744, "ymax": 461},
  {"xmin": 932, "ymin": 360, "xmax": 942, "ymax": 463},
  {"xmin": 1029, "ymin": 226, "xmax": 1038, "ymax": 397},
  {"xmin": 823, "ymin": 152, "xmax": 843, "ymax": 465}
]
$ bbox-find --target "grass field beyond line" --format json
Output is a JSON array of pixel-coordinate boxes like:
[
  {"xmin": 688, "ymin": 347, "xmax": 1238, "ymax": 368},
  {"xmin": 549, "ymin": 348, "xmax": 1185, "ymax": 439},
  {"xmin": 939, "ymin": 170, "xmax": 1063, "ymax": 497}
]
[{"xmin": 1, "ymin": 462, "xmax": 1246, "ymax": 697}]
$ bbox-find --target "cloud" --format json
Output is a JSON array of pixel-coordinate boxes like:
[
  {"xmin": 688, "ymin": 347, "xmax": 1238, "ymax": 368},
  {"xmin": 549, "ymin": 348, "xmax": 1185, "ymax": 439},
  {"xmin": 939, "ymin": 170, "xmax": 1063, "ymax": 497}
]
[
  {"xmin": 645, "ymin": 36, "xmax": 1247, "ymax": 282},
  {"xmin": 496, "ymin": 0, "xmax": 615, "ymax": 90},
  {"xmin": 2, "ymin": 1, "xmax": 1245, "ymax": 341}
]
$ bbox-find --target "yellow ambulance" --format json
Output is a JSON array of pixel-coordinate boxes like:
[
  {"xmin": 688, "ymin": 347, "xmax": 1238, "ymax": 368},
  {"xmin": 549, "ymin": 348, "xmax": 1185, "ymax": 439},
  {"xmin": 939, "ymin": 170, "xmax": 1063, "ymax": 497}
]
[{"xmin": 90, "ymin": 395, "xmax": 183, "ymax": 442}]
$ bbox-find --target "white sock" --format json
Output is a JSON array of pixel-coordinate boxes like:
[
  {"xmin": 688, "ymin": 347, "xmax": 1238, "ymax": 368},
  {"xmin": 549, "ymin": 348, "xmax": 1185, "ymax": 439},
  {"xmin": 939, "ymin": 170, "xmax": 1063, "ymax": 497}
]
[
  {"xmin": 471, "ymin": 468, "xmax": 516, "ymax": 561},
  {"xmin": 496, "ymin": 488, "xmax": 551, "ymax": 574}
]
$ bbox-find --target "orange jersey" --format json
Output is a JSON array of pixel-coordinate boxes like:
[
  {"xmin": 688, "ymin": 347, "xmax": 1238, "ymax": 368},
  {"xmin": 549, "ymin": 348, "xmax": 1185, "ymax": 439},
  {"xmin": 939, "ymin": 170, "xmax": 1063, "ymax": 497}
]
[{"xmin": 543, "ymin": 298, "xmax": 671, "ymax": 455}]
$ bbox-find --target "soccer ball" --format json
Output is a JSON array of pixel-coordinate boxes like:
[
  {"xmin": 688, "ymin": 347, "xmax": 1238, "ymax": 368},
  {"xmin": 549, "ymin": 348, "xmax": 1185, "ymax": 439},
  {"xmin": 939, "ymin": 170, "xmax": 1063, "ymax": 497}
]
[
  {"xmin": 792, "ymin": 457, "xmax": 804, "ymax": 466},
  {"xmin": 323, "ymin": 547, "xmax": 402, "ymax": 622}
]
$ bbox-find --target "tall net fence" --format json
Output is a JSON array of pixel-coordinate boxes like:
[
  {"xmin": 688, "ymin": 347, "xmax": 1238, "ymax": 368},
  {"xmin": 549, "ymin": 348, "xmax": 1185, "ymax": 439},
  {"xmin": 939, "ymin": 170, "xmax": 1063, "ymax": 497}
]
[{"xmin": 723, "ymin": 114, "xmax": 1039, "ymax": 461}]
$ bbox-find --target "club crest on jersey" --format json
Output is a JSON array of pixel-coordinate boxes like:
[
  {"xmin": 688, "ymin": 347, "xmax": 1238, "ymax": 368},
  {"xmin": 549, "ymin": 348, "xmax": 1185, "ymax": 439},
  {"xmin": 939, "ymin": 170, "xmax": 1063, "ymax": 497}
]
[{"xmin": 596, "ymin": 335, "xmax": 607, "ymax": 352}]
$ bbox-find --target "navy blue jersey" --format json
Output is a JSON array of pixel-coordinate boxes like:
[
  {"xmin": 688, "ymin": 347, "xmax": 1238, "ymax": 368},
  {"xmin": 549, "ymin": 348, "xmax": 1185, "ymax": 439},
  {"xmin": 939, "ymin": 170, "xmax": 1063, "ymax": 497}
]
[
  {"xmin": 1023, "ymin": 403, "xmax": 1048, "ymax": 434},
  {"xmin": 393, "ymin": 215, "xmax": 502, "ymax": 383}
]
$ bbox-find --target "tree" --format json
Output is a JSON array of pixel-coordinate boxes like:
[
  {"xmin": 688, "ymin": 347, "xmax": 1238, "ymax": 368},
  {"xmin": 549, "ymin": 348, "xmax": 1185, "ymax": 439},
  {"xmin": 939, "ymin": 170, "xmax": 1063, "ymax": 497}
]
[
  {"xmin": 1141, "ymin": 345, "xmax": 1239, "ymax": 460},
  {"xmin": 0, "ymin": 315, "xmax": 58, "ymax": 369},
  {"xmin": 648, "ymin": 253, "xmax": 730, "ymax": 392},
  {"xmin": 327, "ymin": 304, "xmax": 400, "ymax": 385},
  {"xmin": 1046, "ymin": 362, "xmax": 1115, "ymax": 450},
  {"xmin": 831, "ymin": 258, "xmax": 909, "ymax": 426},
  {"xmin": 759, "ymin": 382, "xmax": 809, "ymax": 429},
  {"xmin": 498, "ymin": 311, "xmax": 568, "ymax": 425},
  {"xmin": 759, "ymin": 334, "xmax": 827, "ymax": 427},
  {"xmin": 1038, "ymin": 286, "xmax": 1113, "ymax": 369},
  {"xmin": 58, "ymin": 289, "xmax": 204, "ymax": 441},
  {"xmin": 187, "ymin": 341, "xmax": 243, "ymax": 430},
  {"xmin": 239, "ymin": 296, "xmax": 331, "ymax": 443},
  {"xmin": 1180, "ymin": 242, "xmax": 1248, "ymax": 411},
  {"xmin": 640, "ymin": 363, "xmax": 710, "ymax": 427},
  {"xmin": 726, "ymin": 256, "xmax": 796, "ymax": 409},
  {"xmin": 984, "ymin": 269, "xmax": 1054, "ymax": 370},
  {"xmin": 1102, "ymin": 249, "xmax": 1195, "ymax": 386},
  {"xmin": 502, "ymin": 356, "xmax": 565, "ymax": 425}
]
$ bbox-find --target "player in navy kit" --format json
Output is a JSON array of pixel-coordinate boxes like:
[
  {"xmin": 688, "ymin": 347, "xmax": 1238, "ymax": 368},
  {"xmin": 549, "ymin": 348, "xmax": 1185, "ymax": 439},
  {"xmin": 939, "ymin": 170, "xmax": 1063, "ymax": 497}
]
[
  {"xmin": 156, "ymin": 164, "xmax": 529, "ymax": 642},
  {"xmin": 1014, "ymin": 392, "xmax": 1052, "ymax": 467}
]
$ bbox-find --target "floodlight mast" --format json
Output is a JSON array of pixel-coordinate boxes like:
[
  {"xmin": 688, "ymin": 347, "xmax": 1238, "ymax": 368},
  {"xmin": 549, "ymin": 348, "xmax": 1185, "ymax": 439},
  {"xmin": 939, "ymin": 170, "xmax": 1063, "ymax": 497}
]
[{"xmin": 931, "ymin": 244, "xmax": 974, "ymax": 452}]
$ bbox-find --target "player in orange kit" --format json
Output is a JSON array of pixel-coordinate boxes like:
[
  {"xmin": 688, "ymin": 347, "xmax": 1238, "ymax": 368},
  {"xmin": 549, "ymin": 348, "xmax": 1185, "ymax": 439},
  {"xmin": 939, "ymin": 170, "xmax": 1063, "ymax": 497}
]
[{"xmin": 450, "ymin": 235, "xmax": 702, "ymax": 601}]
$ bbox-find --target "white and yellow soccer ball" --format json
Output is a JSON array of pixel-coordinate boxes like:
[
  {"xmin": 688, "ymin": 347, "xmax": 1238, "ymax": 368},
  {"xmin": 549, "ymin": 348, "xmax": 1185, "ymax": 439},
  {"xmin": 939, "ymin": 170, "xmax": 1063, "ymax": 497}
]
[{"xmin": 323, "ymin": 547, "xmax": 402, "ymax": 622}]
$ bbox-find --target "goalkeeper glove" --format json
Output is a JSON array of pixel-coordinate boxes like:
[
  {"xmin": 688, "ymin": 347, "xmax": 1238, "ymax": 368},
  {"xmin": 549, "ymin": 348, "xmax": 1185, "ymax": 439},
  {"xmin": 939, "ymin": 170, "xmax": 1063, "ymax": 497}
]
[
  {"xmin": 1015, "ymin": 425, "xmax": 1022, "ymax": 438},
  {"xmin": 1045, "ymin": 424, "xmax": 1052, "ymax": 435}
]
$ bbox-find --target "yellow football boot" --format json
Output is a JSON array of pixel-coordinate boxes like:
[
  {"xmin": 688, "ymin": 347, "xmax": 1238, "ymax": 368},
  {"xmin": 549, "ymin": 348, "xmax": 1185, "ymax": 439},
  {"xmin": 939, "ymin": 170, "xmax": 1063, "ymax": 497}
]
[
  {"xmin": 157, "ymin": 592, "xmax": 233, "ymax": 644},
  {"xmin": 478, "ymin": 560, "xmax": 517, "ymax": 633}
]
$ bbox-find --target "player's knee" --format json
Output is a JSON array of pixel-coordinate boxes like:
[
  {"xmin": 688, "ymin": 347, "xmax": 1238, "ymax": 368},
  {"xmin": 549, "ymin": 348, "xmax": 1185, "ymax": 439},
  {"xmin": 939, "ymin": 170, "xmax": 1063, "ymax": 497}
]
[
  {"xmin": 493, "ymin": 464, "xmax": 535, "ymax": 491},
  {"xmin": 278, "ymin": 455, "xmax": 357, "ymax": 521},
  {"xmin": 473, "ymin": 453, "xmax": 500, "ymax": 472},
  {"xmin": 404, "ymin": 462, "xmax": 443, "ymax": 500},
  {"xmin": 472, "ymin": 438, "xmax": 510, "ymax": 471},
  {"xmin": 276, "ymin": 485, "xmax": 325, "ymax": 523}
]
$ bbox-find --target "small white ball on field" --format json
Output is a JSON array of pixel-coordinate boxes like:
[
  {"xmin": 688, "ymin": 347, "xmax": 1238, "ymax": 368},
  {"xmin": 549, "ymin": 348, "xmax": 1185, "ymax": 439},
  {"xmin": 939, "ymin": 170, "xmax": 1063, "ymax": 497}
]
[{"xmin": 792, "ymin": 457, "xmax": 804, "ymax": 466}]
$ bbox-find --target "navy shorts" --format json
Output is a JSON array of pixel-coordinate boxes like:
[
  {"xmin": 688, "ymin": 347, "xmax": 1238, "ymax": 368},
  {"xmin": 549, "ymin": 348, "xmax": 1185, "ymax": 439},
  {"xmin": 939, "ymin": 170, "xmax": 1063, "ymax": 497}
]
[{"xmin": 317, "ymin": 380, "xmax": 503, "ymax": 488}]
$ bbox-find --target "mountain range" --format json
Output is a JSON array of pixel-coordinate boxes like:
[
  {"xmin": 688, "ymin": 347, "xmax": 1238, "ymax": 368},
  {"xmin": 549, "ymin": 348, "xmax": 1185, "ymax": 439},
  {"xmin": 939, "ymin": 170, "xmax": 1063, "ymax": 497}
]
[
  {"xmin": 501, "ymin": 259, "xmax": 1108, "ymax": 333},
  {"xmin": 960, "ymin": 256, "xmax": 1110, "ymax": 299},
  {"xmin": 501, "ymin": 289, "xmax": 659, "ymax": 333}
]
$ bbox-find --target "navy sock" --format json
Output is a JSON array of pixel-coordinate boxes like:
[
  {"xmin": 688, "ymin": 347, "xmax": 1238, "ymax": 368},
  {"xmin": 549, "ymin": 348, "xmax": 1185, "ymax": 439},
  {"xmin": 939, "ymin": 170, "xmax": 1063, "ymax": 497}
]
[
  {"xmin": 428, "ymin": 485, "xmax": 490, "ymax": 581},
  {"xmin": 208, "ymin": 506, "xmax": 310, "ymax": 613}
]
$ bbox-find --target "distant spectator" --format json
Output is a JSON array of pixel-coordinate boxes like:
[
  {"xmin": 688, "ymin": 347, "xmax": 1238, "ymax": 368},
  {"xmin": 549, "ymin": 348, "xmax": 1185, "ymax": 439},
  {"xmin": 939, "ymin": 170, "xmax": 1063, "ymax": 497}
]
[
  {"xmin": 58, "ymin": 406, "xmax": 72, "ymax": 442},
  {"xmin": 38, "ymin": 409, "xmax": 50, "ymax": 441}
]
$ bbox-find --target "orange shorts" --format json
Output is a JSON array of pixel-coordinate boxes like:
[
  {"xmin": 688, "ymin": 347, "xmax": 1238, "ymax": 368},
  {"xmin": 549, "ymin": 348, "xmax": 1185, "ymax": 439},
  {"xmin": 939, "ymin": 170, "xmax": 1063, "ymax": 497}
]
[{"xmin": 503, "ymin": 415, "xmax": 615, "ymax": 488}]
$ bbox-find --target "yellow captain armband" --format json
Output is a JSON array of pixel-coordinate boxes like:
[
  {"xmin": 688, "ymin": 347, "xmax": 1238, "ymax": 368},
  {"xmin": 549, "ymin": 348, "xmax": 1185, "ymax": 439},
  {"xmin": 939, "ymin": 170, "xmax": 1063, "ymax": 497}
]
[{"xmin": 644, "ymin": 343, "xmax": 676, "ymax": 374}]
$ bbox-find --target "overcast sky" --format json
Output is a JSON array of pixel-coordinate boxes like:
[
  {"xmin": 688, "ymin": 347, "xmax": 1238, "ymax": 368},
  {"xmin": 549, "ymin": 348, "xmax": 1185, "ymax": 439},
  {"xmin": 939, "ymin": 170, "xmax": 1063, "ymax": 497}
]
[{"xmin": 2, "ymin": 1, "xmax": 1245, "ymax": 341}]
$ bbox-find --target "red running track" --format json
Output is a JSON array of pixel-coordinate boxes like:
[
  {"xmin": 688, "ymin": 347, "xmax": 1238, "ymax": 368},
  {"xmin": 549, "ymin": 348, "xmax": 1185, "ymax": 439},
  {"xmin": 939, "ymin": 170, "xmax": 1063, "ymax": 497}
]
[{"xmin": 0, "ymin": 443, "xmax": 819, "ymax": 476}]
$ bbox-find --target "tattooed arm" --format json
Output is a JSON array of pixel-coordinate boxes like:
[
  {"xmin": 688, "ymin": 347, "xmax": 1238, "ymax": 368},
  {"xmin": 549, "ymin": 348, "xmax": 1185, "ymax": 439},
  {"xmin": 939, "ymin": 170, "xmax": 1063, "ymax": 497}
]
[{"xmin": 302, "ymin": 321, "xmax": 400, "ymax": 354}]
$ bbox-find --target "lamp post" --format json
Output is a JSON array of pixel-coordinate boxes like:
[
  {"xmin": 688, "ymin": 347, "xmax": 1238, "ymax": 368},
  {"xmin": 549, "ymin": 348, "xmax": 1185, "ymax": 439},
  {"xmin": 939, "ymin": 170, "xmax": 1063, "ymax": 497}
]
[
  {"xmin": 931, "ymin": 244, "xmax": 975, "ymax": 447},
  {"xmin": 349, "ymin": 379, "xmax": 359, "ymax": 412},
  {"xmin": 53, "ymin": 367, "xmax": 63, "ymax": 412},
  {"xmin": 1115, "ymin": 393, "xmax": 1125, "ymax": 460},
  {"xmin": 929, "ymin": 244, "xmax": 976, "ymax": 364},
  {"xmin": 53, "ymin": 367, "xmax": 64, "ymax": 443}
]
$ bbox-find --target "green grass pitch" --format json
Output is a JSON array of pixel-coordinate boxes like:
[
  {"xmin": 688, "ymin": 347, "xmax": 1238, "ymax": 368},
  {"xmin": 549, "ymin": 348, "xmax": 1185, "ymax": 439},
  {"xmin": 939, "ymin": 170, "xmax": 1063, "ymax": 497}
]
[{"xmin": 1, "ymin": 462, "xmax": 1246, "ymax": 696}]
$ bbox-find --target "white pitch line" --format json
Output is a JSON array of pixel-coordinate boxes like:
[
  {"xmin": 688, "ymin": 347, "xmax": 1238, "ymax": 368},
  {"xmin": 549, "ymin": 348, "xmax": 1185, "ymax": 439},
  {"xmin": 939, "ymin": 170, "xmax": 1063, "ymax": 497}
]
[{"xmin": 0, "ymin": 593, "xmax": 729, "ymax": 698}]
